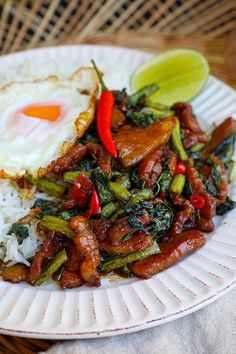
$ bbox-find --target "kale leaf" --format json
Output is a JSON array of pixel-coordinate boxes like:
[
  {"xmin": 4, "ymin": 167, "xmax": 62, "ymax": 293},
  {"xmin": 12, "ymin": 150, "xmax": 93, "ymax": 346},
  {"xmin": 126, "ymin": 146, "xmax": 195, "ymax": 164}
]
[
  {"xmin": 75, "ymin": 156, "xmax": 96, "ymax": 172},
  {"xmin": 130, "ymin": 109, "xmax": 158, "ymax": 128},
  {"xmin": 126, "ymin": 201, "xmax": 173, "ymax": 240},
  {"xmin": 91, "ymin": 167, "xmax": 114, "ymax": 205},
  {"xmin": 9, "ymin": 223, "xmax": 29, "ymax": 244},
  {"xmin": 216, "ymin": 197, "xmax": 236, "ymax": 215},
  {"xmin": 32, "ymin": 198, "xmax": 58, "ymax": 219},
  {"xmin": 212, "ymin": 133, "xmax": 236, "ymax": 168},
  {"xmin": 157, "ymin": 158, "xmax": 172, "ymax": 192}
]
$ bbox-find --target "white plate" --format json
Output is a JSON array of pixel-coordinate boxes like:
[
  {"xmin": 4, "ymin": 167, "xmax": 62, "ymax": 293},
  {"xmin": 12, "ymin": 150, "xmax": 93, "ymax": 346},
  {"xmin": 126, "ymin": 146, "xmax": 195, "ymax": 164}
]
[{"xmin": 0, "ymin": 45, "xmax": 235, "ymax": 339}]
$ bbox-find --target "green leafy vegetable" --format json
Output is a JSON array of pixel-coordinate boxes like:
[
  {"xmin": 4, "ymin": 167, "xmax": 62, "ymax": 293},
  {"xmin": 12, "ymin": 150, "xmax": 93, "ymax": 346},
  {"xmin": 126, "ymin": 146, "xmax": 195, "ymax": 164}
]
[
  {"xmin": 157, "ymin": 158, "xmax": 172, "ymax": 192},
  {"xmin": 32, "ymin": 198, "xmax": 58, "ymax": 219},
  {"xmin": 212, "ymin": 132, "xmax": 236, "ymax": 168},
  {"xmin": 126, "ymin": 201, "xmax": 173, "ymax": 239},
  {"xmin": 91, "ymin": 167, "xmax": 114, "ymax": 205},
  {"xmin": 200, "ymin": 176, "xmax": 218, "ymax": 197},
  {"xmin": 216, "ymin": 197, "xmax": 236, "ymax": 215},
  {"xmin": 205, "ymin": 157, "xmax": 222, "ymax": 189},
  {"xmin": 129, "ymin": 108, "xmax": 159, "ymax": 128},
  {"xmin": 100, "ymin": 242, "xmax": 160, "ymax": 273},
  {"xmin": 75, "ymin": 157, "xmax": 96, "ymax": 172},
  {"xmin": 129, "ymin": 168, "xmax": 144, "ymax": 189},
  {"xmin": 9, "ymin": 223, "xmax": 29, "ymax": 244},
  {"xmin": 32, "ymin": 250, "xmax": 68, "ymax": 286}
]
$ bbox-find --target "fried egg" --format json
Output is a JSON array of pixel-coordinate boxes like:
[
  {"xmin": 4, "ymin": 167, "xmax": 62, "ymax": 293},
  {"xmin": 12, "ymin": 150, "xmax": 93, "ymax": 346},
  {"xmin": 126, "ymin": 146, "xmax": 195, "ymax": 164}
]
[{"xmin": 0, "ymin": 67, "xmax": 98, "ymax": 179}]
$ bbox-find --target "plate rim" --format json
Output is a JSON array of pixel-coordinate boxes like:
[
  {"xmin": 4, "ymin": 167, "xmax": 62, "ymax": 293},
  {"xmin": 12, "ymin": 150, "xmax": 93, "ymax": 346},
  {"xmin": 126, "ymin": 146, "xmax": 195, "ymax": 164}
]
[{"xmin": 0, "ymin": 44, "xmax": 235, "ymax": 339}]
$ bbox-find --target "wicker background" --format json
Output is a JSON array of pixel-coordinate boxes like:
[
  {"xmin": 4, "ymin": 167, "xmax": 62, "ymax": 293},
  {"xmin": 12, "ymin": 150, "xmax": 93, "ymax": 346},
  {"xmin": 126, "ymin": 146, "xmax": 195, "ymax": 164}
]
[{"xmin": 0, "ymin": 0, "xmax": 235, "ymax": 353}]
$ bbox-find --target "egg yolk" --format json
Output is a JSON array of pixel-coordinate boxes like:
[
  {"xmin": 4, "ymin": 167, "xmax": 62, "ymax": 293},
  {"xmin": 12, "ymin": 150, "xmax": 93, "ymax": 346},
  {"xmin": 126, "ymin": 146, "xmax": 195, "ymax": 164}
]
[{"xmin": 22, "ymin": 105, "xmax": 61, "ymax": 121}]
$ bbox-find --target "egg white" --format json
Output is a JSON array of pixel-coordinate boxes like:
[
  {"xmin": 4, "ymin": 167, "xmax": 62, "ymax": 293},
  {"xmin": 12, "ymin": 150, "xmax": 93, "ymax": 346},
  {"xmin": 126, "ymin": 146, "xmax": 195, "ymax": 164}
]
[{"xmin": 0, "ymin": 67, "xmax": 98, "ymax": 179}]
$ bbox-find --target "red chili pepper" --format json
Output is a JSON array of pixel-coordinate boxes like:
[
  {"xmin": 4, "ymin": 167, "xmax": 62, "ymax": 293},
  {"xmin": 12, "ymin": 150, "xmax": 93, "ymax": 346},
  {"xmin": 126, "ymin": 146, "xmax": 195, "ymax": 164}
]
[
  {"xmin": 72, "ymin": 174, "xmax": 93, "ymax": 208},
  {"xmin": 184, "ymin": 128, "xmax": 191, "ymax": 135},
  {"xmin": 175, "ymin": 162, "xmax": 186, "ymax": 175},
  {"xmin": 97, "ymin": 91, "xmax": 117, "ymax": 158},
  {"xmin": 87, "ymin": 189, "xmax": 101, "ymax": 216},
  {"xmin": 190, "ymin": 194, "xmax": 206, "ymax": 209}
]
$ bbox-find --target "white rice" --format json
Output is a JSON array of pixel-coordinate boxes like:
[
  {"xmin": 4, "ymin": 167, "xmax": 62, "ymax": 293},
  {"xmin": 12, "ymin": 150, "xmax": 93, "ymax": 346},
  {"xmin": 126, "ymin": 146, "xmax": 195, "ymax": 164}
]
[{"xmin": 0, "ymin": 179, "xmax": 44, "ymax": 266}]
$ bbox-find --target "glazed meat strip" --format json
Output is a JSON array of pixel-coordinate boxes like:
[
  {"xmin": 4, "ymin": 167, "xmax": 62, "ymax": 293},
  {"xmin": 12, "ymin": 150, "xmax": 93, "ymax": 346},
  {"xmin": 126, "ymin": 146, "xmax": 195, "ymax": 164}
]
[
  {"xmin": 115, "ymin": 116, "xmax": 177, "ymax": 168},
  {"xmin": 166, "ymin": 196, "xmax": 195, "ymax": 239},
  {"xmin": 186, "ymin": 164, "xmax": 218, "ymax": 219},
  {"xmin": 53, "ymin": 142, "xmax": 111, "ymax": 175},
  {"xmin": 28, "ymin": 230, "xmax": 66, "ymax": 282},
  {"xmin": 99, "ymin": 231, "xmax": 153, "ymax": 254},
  {"xmin": 86, "ymin": 143, "xmax": 111, "ymax": 174},
  {"xmin": 70, "ymin": 216, "xmax": 100, "ymax": 286},
  {"xmin": 172, "ymin": 102, "xmax": 208, "ymax": 148},
  {"xmin": 60, "ymin": 240, "xmax": 84, "ymax": 289},
  {"xmin": 53, "ymin": 143, "xmax": 87, "ymax": 174},
  {"xmin": 202, "ymin": 117, "xmax": 236, "ymax": 157},
  {"xmin": 89, "ymin": 219, "xmax": 112, "ymax": 242},
  {"xmin": 100, "ymin": 211, "xmax": 153, "ymax": 254},
  {"xmin": 138, "ymin": 148, "xmax": 163, "ymax": 185},
  {"xmin": 139, "ymin": 146, "xmax": 177, "ymax": 189},
  {"xmin": 196, "ymin": 217, "xmax": 214, "ymax": 232},
  {"xmin": 130, "ymin": 229, "xmax": 205, "ymax": 279},
  {"xmin": 172, "ymin": 102, "xmax": 204, "ymax": 133},
  {"xmin": 210, "ymin": 155, "xmax": 228, "ymax": 202}
]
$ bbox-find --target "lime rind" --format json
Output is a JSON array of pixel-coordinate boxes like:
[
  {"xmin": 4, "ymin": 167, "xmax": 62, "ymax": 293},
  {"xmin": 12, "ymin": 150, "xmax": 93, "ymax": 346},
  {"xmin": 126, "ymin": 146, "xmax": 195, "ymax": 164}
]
[{"xmin": 131, "ymin": 48, "xmax": 210, "ymax": 106}]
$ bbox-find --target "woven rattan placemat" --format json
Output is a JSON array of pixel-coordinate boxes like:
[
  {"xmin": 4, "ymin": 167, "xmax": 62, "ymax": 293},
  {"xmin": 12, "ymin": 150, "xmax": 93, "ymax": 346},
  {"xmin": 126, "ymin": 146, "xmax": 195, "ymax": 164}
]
[{"xmin": 0, "ymin": 31, "xmax": 235, "ymax": 353}]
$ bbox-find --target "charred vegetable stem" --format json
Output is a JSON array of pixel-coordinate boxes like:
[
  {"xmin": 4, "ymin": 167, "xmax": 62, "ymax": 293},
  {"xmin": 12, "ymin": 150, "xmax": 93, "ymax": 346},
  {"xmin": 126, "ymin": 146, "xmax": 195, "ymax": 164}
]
[
  {"xmin": 131, "ymin": 189, "xmax": 154, "ymax": 204},
  {"xmin": 26, "ymin": 175, "xmax": 65, "ymax": 197},
  {"xmin": 100, "ymin": 242, "xmax": 160, "ymax": 273},
  {"xmin": 32, "ymin": 250, "xmax": 68, "ymax": 286},
  {"xmin": 128, "ymin": 84, "xmax": 159, "ymax": 107},
  {"xmin": 170, "ymin": 174, "xmax": 186, "ymax": 195},
  {"xmin": 190, "ymin": 143, "xmax": 205, "ymax": 152},
  {"xmin": 101, "ymin": 201, "xmax": 120, "ymax": 218},
  {"xmin": 40, "ymin": 215, "xmax": 75, "ymax": 239},
  {"xmin": 229, "ymin": 162, "xmax": 236, "ymax": 182},
  {"xmin": 64, "ymin": 171, "xmax": 90, "ymax": 183},
  {"xmin": 109, "ymin": 182, "xmax": 131, "ymax": 202},
  {"xmin": 171, "ymin": 120, "xmax": 188, "ymax": 161}
]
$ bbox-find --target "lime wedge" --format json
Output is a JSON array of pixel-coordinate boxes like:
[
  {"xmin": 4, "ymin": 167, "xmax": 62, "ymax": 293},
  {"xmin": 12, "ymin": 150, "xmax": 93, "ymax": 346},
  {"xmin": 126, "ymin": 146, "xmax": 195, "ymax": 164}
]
[{"xmin": 131, "ymin": 49, "xmax": 210, "ymax": 106}]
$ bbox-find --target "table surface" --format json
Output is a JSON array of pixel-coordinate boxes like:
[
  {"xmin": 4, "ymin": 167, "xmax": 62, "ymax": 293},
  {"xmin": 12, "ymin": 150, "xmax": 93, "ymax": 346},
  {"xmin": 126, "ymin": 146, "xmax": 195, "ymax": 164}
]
[{"xmin": 0, "ymin": 32, "xmax": 235, "ymax": 354}]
